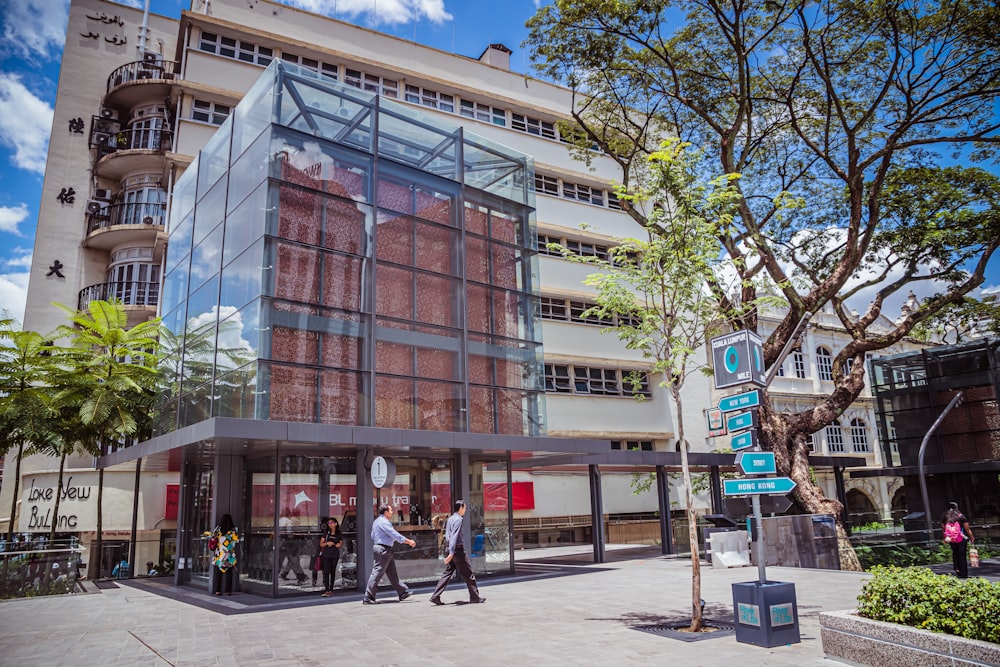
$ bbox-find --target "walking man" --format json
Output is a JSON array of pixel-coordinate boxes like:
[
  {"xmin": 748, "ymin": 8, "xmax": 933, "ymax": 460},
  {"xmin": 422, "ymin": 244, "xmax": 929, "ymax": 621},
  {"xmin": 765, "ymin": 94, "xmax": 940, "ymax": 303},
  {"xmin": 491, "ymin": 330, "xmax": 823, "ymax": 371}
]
[
  {"xmin": 430, "ymin": 500, "xmax": 485, "ymax": 605},
  {"xmin": 363, "ymin": 504, "xmax": 416, "ymax": 604}
]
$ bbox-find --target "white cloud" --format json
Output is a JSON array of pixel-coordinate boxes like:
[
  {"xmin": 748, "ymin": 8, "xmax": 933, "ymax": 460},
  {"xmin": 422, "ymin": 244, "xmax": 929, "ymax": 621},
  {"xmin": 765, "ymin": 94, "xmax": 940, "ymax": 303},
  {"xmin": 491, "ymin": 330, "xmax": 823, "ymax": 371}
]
[
  {"xmin": 0, "ymin": 72, "xmax": 53, "ymax": 174},
  {"xmin": 0, "ymin": 248, "xmax": 32, "ymax": 325},
  {"xmin": 1, "ymin": 0, "xmax": 70, "ymax": 61},
  {"xmin": 0, "ymin": 203, "xmax": 29, "ymax": 235},
  {"xmin": 285, "ymin": 0, "xmax": 452, "ymax": 25}
]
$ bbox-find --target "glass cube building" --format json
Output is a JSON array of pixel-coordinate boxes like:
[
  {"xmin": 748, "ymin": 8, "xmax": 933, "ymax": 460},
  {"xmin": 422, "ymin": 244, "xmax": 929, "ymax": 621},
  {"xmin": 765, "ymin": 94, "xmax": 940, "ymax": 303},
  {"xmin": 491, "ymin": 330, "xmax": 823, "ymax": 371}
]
[{"xmin": 156, "ymin": 59, "xmax": 544, "ymax": 436}]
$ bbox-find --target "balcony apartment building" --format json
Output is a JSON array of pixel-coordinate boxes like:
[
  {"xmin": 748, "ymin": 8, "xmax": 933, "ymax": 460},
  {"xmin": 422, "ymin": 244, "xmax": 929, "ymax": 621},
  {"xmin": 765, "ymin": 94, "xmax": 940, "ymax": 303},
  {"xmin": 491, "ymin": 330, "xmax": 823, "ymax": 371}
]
[{"xmin": 2, "ymin": 0, "xmax": 903, "ymax": 596}]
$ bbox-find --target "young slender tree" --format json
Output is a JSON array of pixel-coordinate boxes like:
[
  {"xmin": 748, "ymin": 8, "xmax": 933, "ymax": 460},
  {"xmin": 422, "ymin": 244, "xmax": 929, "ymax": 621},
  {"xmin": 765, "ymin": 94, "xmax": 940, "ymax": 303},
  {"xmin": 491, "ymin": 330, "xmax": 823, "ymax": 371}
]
[
  {"xmin": 553, "ymin": 140, "xmax": 741, "ymax": 631},
  {"xmin": 527, "ymin": 0, "xmax": 1000, "ymax": 568},
  {"xmin": 52, "ymin": 300, "xmax": 160, "ymax": 578}
]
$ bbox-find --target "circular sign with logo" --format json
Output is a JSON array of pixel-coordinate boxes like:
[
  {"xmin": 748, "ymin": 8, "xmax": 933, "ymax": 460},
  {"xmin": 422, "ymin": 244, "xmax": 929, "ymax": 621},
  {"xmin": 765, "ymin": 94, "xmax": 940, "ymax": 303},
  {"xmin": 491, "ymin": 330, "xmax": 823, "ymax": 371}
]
[{"xmin": 370, "ymin": 455, "xmax": 391, "ymax": 489}]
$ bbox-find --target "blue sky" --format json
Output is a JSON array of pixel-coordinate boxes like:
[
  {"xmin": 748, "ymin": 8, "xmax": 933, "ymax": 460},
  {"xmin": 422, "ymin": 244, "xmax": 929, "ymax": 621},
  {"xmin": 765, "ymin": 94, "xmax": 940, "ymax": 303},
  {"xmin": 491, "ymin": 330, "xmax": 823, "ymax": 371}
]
[
  {"xmin": 0, "ymin": 0, "xmax": 544, "ymax": 324},
  {"xmin": 0, "ymin": 0, "xmax": 997, "ymax": 328}
]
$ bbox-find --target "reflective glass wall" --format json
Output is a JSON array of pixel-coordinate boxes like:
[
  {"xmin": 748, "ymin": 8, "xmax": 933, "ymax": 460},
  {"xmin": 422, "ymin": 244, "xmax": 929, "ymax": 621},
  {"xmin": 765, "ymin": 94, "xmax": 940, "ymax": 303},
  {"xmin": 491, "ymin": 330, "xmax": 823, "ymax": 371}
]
[{"xmin": 154, "ymin": 59, "xmax": 543, "ymax": 437}]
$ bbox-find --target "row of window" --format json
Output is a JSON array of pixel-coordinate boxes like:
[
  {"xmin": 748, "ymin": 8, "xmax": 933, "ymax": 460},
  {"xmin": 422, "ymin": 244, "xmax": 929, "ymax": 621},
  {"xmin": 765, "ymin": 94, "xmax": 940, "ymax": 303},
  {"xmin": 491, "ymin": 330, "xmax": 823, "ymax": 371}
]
[
  {"xmin": 775, "ymin": 347, "xmax": 855, "ymax": 382},
  {"xmin": 544, "ymin": 364, "xmax": 651, "ymax": 398},
  {"xmin": 611, "ymin": 440, "xmax": 654, "ymax": 451},
  {"xmin": 196, "ymin": 31, "xmax": 565, "ymax": 145},
  {"xmin": 539, "ymin": 296, "xmax": 641, "ymax": 328},
  {"xmin": 534, "ymin": 174, "xmax": 622, "ymax": 210},
  {"xmin": 537, "ymin": 233, "xmax": 613, "ymax": 261},
  {"xmin": 819, "ymin": 418, "xmax": 870, "ymax": 453}
]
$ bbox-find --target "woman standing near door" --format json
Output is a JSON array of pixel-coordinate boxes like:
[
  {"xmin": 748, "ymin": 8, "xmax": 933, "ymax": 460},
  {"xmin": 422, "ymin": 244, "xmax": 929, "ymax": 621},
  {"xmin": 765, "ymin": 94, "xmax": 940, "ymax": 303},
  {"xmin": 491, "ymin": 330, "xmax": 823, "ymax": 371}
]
[{"xmin": 319, "ymin": 517, "xmax": 343, "ymax": 597}]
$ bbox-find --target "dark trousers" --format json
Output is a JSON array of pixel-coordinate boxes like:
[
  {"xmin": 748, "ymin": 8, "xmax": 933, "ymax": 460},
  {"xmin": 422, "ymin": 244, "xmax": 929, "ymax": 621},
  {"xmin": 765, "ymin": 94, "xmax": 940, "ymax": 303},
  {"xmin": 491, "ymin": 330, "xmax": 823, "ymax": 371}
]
[
  {"xmin": 279, "ymin": 541, "xmax": 305, "ymax": 579},
  {"xmin": 365, "ymin": 544, "xmax": 409, "ymax": 600},
  {"xmin": 213, "ymin": 566, "xmax": 235, "ymax": 594},
  {"xmin": 322, "ymin": 553, "xmax": 340, "ymax": 592},
  {"xmin": 431, "ymin": 546, "xmax": 481, "ymax": 602},
  {"xmin": 950, "ymin": 540, "xmax": 969, "ymax": 578}
]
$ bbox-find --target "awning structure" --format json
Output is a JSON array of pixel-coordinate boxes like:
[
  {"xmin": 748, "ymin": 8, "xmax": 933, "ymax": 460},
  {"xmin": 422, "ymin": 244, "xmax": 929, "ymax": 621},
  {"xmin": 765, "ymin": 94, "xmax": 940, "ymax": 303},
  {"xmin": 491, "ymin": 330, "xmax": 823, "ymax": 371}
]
[{"xmin": 98, "ymin": 417, "xmax": 613, "ymax": 472}]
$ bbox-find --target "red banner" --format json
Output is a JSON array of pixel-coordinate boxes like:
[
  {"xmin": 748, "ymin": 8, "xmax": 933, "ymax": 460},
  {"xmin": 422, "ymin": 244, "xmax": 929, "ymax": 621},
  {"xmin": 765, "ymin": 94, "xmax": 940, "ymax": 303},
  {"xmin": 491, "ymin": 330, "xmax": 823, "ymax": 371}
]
[{"xmin": 165, "ymin": 484, "xmax": 179, "ymax": 520}]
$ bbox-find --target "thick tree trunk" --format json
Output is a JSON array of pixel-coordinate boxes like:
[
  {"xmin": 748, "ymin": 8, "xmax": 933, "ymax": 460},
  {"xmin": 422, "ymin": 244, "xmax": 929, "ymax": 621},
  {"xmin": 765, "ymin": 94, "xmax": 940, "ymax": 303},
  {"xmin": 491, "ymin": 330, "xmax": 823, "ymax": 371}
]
[{"xmin": 765, "ymin": 413, "xmax": 863, "ymax": 571}]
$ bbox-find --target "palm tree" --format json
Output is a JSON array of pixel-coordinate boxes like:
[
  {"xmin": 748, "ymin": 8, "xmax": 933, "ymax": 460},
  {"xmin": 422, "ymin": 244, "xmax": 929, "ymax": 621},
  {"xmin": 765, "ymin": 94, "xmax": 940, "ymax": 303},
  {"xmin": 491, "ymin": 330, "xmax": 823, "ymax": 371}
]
[
  {"xmin": 52, "ymin": 300, "xmax": 160, "ymax": 578},
  {"xmin": 0, "ymin": 324, "xmax": 60, "ymax": 543}
]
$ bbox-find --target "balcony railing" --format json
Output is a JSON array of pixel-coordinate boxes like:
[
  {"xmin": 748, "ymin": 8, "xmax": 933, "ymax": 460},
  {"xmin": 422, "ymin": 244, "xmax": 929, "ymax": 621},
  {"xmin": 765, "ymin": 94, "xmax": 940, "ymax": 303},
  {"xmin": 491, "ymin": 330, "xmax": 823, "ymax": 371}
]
[
  {"xmin": 79, "ymin": 281, "xmax": 159, "ymax": 311},
  {"xmin": 107, "ymin": 59, "xmax": 180, "ymax": 93},
  {"xmin": 95, "ymin": 127, "xmax": 173, "ymax": 160},
  {"xmin": 87, "ymin": 202, "xmax": 166, "ymax": 234}
]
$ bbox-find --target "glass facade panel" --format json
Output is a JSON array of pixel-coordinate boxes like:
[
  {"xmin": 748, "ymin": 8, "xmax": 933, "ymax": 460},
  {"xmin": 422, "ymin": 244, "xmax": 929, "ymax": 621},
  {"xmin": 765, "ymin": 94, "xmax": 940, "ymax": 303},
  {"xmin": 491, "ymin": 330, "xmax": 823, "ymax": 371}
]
[
  {"xmin": 197, "ymin": 119, "xmax": 232, "ymax": 195},
  {"xmin": 156, "ymin": 59, "xmax": 542, "ymax": 437}
]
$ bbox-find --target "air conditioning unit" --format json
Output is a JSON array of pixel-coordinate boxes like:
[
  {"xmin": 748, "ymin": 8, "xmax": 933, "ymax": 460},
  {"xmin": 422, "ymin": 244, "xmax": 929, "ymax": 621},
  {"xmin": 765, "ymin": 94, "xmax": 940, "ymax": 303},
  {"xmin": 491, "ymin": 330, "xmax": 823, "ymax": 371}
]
[
  {"xmin": 100, "ymin": 108, "xmax": 120, "ymax": 121},
  {"xmin": 86, "ymin": 199, "xmax": 108, "ymax": 215},
  {"xmin": 136, "ymin": 70, "xmax": 154, "ymax": 80},
  {"xmin": 93, "ymin": 188, "xmax": 113, "ymax": 201},
  {"xmin": 142, "ymin": 51, "xmax": 161, "ymax": 65},
  {"xmin": 93, "ymin": 118, "xmax": 121, "ymax": 135}
]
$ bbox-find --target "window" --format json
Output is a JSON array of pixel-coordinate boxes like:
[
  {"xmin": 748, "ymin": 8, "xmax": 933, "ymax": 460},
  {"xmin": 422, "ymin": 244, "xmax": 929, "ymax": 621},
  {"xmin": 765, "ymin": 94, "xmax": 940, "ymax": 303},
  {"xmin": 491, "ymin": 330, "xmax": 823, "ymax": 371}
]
[
  {"xmin": 816, "ymin": 346, "xmax": 833, "ymax": 381},
  {"xmin": 198, "ymin": 31, "xmax": 272, "ymax": 66},
  {"xmin": 565, "ymin": 239, "xmax": 610, "ymax": 261},
  {"xmin": 562, "ymin": 182, "xmax": 604, "ymax": 206},
  {"xmin": 534, "ymin": 174, "xmax": 559, "ymax": 196},
  {"xmin": 569, "ymin": 300, "xmax": 602, "ymax": 325},
  {"xmin": 404, "ymin": 85, "xmax": 454, "ymax": 112},
  {"xmin": 776, "ymin": 363, "xmax": 785, "ymax": 377},
  {"xmin": 460, "ymin": 99, "xmax": 506, "ymax": 126},
  {"xmin": 282, "ymin": 53, "xmax": 339, "ymax": 81},
  {"xmin": 344, "ymin": 69, "xmax": 397, "ymax": 98},
  {"xmin": 542, "ymin": 364, "xmax": 651, "ymax": 398},
  {"xmin": 792, "ymin": 347, "xmax": 806, "ymax": 378},
  {"xmin": 850, "ymin": 418, "xmax": 870, "ymax": 453},
  {"xmin": 544, "ymin": 364, "xmax": 571, "ymax": 393},
  {"xmin": 191, "ymin": 100, "xmax": 231, "ymax": 126},
  {"xmin": 539, "ymin": 297, "xmax": 568, "ymax": 320},
  {"xmin": 510, "ymin": 113, "xmax": 556, "ymax": 140},
  {"xmin": 607, "ymin": 191, "xmax": 623, "ymax": 211},
  {"xmin": 826, "ymin": 420, "xmax": 845, "ymax": 453},
  {"xmin": 536, "ymin": 234, "xmax": 563, "ymax": 257},
  {"xmin": 612, "ymin": 440, "xmax": 654, "ymax": 451},
  {"xmin": 844, "ymin": 357, "xmax": 854, "ymax": 375}
]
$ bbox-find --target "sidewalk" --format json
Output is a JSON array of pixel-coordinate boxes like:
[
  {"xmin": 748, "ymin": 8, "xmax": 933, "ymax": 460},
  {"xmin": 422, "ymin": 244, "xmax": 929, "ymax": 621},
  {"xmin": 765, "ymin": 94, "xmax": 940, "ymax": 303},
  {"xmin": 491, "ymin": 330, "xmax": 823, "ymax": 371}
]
[{"xmin": 0, "ymin": 546, "xmax": 870, "ymax": 666}]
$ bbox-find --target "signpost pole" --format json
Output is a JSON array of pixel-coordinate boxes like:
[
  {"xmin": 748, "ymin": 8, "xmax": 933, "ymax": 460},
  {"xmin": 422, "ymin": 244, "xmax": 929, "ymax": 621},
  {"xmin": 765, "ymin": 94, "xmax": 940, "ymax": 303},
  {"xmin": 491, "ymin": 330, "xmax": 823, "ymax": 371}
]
[{"xmin": 752, "ymin": 494, "xmax": 765, "ymax": 584}]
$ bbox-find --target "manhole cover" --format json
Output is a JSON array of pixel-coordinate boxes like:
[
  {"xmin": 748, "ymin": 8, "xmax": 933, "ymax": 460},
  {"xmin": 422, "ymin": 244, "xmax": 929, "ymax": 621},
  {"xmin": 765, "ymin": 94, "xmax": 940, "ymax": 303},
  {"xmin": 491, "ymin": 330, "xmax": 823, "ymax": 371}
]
[{"xmin": 633, "ymin": 620, "xmax": 736, "ymax": 642}]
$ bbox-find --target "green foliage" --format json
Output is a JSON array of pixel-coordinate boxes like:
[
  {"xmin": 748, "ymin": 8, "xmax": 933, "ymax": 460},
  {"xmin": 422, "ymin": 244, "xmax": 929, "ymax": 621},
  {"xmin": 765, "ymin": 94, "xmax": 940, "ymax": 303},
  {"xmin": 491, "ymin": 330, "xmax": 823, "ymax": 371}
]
[
  {"xmin": 855, "ymin": 521, "xmax": 890, "ymax": 532},
  {"xmin": 854, "ymin": 543, "xmax": 952, "ymax": 569},
  {"xmin": 857, "ymin": 566, "xmax": 1000, "ymax": 644}
]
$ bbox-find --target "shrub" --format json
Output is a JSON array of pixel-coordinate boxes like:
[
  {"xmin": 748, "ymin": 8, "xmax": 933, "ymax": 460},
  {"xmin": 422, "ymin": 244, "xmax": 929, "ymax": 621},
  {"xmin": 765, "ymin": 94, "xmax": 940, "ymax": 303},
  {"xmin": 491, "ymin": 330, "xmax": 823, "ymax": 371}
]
[{"xmin": 857, "ymin": 566, "xmax": 1000, "ymax": 644}]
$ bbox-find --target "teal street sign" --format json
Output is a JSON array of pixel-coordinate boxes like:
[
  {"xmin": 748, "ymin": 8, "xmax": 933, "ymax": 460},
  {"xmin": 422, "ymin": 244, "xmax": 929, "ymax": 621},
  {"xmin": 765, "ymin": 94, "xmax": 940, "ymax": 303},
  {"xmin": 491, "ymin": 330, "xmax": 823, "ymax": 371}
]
[
  {"xmin": 736, "ymin": 451, "xmax": 777, "ymax": 475},
  {"xmin": 727, "ymin": 410, "xmax": 758, "ymax": 432},
  {"xmin": 718, "ymin": 389, "xmax": 760, "ymax": 413},
  {"xmin": 730, "ymin": 431, "xmax": 757, "ymax": 451},
  {"xmin": 711, "ymin": 330, "xmax": 766, "ymax": 389},
  {"xmin": 723, "ymin": 477, "xmax": 797, "ymax": 496}
]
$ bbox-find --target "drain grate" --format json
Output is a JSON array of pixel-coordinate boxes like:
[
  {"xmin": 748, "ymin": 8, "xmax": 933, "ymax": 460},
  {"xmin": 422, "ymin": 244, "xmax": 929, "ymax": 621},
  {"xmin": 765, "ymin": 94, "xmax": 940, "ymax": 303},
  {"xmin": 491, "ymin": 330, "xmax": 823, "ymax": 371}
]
[{"xmin": 633, "ymin": 619, "xmax": 736, "ymax": 642}]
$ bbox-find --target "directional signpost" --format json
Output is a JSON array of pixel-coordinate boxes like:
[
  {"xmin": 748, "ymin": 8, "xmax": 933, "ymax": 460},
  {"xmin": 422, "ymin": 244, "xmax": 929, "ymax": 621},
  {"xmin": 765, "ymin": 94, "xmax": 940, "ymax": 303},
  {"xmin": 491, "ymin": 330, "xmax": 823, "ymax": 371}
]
[{"xmin": 711, "ymin": 329, "xmax": 802, "ymax": 648}]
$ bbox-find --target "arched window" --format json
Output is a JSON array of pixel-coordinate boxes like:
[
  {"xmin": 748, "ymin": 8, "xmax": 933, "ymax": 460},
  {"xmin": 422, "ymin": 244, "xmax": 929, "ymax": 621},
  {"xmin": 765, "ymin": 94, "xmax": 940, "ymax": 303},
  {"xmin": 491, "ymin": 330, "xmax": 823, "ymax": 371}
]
[
  {"xmin": 816, "ymin": 346, "xmax": 833, "ymax": 381},
  {"xmin": 850, "ymin": 418, "xmax": 870, "ymax": 453},
  {"xmin": 826, "ymin": 420, "xmax": 845, "ymax": 453}
]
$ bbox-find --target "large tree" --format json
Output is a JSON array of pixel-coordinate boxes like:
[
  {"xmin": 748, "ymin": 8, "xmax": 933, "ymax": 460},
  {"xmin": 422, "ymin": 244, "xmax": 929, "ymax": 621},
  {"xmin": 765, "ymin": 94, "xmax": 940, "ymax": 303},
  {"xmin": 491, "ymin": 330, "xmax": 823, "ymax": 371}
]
[{"xmin": 527, "ymin": 0, "xmax": 1000, "ymax": 567}]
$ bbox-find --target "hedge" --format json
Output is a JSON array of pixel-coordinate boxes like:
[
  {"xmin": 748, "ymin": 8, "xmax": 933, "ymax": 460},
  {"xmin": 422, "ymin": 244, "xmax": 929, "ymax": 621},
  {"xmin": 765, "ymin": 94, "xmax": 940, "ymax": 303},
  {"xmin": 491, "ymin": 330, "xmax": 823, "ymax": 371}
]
[{"xmin": 856, "ymin": 566, "xmax": 1000, "ymax": 644}]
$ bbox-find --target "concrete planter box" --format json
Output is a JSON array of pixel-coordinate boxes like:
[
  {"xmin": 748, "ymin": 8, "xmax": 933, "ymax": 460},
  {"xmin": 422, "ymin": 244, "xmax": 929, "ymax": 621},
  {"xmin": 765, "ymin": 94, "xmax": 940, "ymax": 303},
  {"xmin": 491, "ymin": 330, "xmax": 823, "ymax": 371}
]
[{"xmin": 819, "ymin": 609, "xmax": 1000, "ymax": 667}]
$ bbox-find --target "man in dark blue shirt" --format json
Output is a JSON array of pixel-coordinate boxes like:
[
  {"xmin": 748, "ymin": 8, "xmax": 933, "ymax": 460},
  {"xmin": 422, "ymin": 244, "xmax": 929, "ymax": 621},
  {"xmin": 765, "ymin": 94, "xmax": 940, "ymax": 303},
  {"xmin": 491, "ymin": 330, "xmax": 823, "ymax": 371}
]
[
  {"xmin": 363, "ymin": 504, "xmax": 416, "ymax": 604},
  {"xmin": 429, "ymin": 500, "xmax": 484, "ymax": 605}
]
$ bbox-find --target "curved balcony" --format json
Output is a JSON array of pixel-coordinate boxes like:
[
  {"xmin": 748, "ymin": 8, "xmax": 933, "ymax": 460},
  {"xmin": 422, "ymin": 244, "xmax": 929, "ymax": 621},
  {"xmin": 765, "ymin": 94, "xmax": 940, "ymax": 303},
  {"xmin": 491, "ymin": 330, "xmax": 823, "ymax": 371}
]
[
  {"xmin": 78, "ymin": 281, "xmax": 159, "ymax": 312},
  {"xmin": 85, "ymin": 202, "xmax": 166, "ymax": 250},
  {"xmin": 105, "ymin": 60, "xmax": 179, "ymax": 109},
  {"xmin": 96, "ymin": 127, "xmax": 173, "ymax": 160}
]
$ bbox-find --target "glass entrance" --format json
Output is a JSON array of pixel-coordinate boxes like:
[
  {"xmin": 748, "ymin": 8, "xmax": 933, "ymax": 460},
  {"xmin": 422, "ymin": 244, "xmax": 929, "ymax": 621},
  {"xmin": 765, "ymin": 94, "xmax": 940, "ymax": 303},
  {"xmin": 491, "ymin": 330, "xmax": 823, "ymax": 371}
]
[{"xmin": 187, "ymin": 464, "xmax": 215, "ymax": 586}]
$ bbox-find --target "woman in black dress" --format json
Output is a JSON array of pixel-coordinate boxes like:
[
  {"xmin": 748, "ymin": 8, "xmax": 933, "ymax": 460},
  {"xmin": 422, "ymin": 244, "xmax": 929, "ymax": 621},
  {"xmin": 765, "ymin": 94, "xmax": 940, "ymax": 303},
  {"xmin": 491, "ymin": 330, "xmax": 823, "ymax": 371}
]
[{"xmin": 319, "ymin": 517, "xmax": 343, "ymax": 596}]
